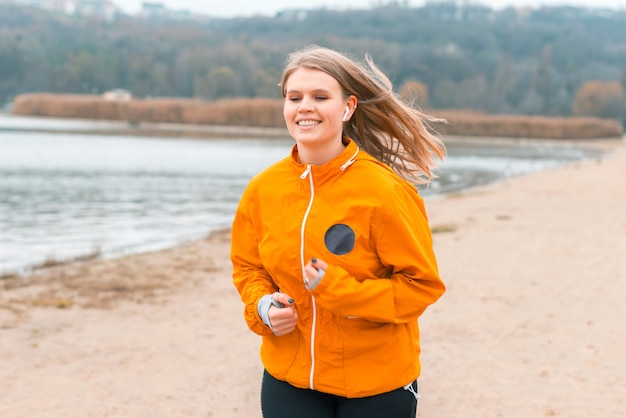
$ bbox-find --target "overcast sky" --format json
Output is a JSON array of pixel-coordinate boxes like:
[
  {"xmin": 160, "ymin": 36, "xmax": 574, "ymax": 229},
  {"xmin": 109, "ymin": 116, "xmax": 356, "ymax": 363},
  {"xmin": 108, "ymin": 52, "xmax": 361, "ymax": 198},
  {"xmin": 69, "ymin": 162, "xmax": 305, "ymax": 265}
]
[{"xmin": 116, "ymin": 0, "xmax": 624, "ymax": 17}]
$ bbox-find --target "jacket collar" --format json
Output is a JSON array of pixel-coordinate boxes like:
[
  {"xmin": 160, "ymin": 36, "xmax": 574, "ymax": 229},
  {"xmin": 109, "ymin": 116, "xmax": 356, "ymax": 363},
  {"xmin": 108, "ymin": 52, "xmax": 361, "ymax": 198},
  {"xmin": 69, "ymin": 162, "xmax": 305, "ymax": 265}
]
[{"xmin": 291, "ymin": 138, "xmax": 361, "ymax": 182}]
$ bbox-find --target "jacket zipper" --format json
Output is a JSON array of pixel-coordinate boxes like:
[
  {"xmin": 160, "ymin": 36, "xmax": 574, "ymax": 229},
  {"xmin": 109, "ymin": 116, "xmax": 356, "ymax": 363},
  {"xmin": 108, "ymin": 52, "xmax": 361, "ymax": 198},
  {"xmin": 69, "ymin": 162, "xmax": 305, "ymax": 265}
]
[{"xmin": 299, "ymin": 163, "xmax": 317, "ymax": 390}]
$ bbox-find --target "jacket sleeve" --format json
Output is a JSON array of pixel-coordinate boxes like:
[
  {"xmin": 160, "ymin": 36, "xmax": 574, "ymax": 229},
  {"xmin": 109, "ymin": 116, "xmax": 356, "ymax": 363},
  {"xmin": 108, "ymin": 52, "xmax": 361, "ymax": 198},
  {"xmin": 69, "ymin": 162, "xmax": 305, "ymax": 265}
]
[
  {"xmin": 231, "ymin": 186, "xmax": 277, "ymax": 336},
  {"xmin": 309, "ymin": 184, "xmax": 445, "ymax": 323}
]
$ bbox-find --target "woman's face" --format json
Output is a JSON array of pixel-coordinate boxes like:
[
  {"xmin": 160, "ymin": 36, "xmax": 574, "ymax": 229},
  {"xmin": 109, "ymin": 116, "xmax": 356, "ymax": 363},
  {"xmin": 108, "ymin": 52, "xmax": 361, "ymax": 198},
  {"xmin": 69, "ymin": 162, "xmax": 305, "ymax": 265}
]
[{"xmin": 283, "ymin": 67, "xmax": 355, "ymax": 148}]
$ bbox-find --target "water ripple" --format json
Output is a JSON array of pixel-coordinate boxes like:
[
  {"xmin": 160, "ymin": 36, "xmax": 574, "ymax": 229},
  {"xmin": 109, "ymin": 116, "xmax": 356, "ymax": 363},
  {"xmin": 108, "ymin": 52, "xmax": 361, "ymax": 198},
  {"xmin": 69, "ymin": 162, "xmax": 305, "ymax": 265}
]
[{"xmin": 0, "ymin": 129, "xmax": 603, "ymax": 274}]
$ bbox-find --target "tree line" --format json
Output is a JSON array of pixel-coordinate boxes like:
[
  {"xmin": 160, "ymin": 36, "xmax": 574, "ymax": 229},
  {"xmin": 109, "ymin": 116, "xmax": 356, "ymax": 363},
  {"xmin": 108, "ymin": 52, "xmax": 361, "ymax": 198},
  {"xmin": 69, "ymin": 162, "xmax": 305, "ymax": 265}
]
[{"xmin": 1, "ymin": 2, "xmax": 625, "ymax": 122}]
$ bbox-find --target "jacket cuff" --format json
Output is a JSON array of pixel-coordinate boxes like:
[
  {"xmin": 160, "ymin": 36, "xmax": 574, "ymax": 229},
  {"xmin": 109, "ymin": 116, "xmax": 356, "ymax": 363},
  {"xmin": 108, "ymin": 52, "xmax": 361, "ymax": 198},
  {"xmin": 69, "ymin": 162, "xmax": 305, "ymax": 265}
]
[{"xmin": 257, "ymin": 294, "xmax": 273, "ymax": 326}]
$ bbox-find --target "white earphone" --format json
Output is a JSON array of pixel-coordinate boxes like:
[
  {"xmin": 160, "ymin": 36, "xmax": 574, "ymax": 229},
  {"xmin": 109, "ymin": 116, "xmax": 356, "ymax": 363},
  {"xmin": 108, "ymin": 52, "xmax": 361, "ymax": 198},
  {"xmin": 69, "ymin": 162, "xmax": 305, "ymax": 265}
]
[{"xmin": 342, "ymin": 106, "xmax": 350, "ymax": 122}]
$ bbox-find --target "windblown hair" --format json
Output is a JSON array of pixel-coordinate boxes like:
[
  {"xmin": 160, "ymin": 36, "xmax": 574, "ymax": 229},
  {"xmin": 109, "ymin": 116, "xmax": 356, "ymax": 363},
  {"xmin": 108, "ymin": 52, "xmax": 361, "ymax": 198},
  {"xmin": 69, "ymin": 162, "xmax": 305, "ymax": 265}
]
[{"xmin": 279, "ymin": 45, "xmax": 446, "ymax": 184}]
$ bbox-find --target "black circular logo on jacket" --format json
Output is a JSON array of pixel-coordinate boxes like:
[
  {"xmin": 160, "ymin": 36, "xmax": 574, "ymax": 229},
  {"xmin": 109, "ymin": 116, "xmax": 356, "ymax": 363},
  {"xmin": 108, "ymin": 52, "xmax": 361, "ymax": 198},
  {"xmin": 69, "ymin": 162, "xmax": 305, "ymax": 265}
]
[{"xmin": 324, "ymin": 224, "xmax": 355, "ymax": 255}]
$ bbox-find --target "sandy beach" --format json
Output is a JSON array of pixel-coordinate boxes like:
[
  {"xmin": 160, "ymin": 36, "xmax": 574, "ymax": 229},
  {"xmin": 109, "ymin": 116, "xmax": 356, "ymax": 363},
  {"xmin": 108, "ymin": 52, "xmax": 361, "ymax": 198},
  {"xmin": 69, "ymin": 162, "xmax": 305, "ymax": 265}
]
[{"xmin": 1, "ymin": 137, "xmax": 625, "ymax": 417}]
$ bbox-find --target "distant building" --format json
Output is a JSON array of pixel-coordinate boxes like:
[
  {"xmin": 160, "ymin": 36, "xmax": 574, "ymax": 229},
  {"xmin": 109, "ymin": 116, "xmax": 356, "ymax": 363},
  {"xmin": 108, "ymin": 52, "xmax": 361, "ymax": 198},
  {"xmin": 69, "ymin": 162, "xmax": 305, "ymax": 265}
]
[
  {"xmin": 102, "ymin": 89, "xmax": 132, "ymax": 102},
  {"xmin": 2, "ymin": 0, "xmax": 48, "ymax": 7},
  {"xmin": 75, "ymin": 0, "xmax": 116, "ymax": 20},
  {"xmin": 276, "ymin": 9, "xmax": 310, "ymax": 21},
  {"xmin": 0, "ymin": 0, "xmax": 204, "ymax": 21},
  {"xmin": 0, "ymin": 0, "xmax": 119, "ymax": 20},
  {"xmin": 140, "ymin": 2, "xmax": 166, "ymax": 18},
  {"xmin": 47, "ymin": 0, "xmax": 74, "ymax": 14}
]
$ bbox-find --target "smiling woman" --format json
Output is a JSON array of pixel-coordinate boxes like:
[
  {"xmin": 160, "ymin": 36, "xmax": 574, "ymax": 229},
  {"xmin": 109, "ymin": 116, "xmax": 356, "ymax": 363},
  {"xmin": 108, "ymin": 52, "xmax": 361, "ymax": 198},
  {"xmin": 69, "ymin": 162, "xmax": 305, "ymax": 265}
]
[
  {"xmin": 279, "ymin": 45, "xmax": 446, "ymax": 184},
  {"xmin": 282, "ymin": 68, "xmax": 356, "ymax": 165},
  {"xmin": 231, "ymin": 45, "xmax": 447, "ymax": 418}
]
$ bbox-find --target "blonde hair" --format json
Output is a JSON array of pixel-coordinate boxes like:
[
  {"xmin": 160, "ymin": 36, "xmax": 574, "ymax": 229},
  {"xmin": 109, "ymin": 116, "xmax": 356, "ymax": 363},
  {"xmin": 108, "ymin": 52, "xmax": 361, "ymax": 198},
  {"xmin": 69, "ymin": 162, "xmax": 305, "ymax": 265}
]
[{"xmin": 280, "ymin": 45, "xmax": 446, "ymax": 184}]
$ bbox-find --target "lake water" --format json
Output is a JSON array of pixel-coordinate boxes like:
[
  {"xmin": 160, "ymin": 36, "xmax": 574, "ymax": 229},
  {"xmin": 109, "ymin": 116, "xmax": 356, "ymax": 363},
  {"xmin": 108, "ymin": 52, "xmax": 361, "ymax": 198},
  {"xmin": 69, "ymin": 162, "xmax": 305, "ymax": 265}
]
[{"xmin": 0, "ymin": 115, "xmax": 605, "ymax": 274}]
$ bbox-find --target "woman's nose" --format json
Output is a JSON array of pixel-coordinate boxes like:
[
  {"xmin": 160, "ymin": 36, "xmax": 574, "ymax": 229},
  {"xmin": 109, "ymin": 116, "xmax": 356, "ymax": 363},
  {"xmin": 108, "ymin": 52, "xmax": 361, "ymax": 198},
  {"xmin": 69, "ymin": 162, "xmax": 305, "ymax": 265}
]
[{"xmin": 298, "ymin": 96, "xmax": 315, "ymax": 111}]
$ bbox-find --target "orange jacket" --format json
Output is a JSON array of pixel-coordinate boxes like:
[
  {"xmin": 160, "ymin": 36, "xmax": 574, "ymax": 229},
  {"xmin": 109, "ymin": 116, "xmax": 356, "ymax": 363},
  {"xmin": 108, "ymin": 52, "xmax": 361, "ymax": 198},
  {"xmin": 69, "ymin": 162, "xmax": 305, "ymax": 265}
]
[{"xmin": 231, "ymin": 139, "xmax": 445, "ymax": 398}]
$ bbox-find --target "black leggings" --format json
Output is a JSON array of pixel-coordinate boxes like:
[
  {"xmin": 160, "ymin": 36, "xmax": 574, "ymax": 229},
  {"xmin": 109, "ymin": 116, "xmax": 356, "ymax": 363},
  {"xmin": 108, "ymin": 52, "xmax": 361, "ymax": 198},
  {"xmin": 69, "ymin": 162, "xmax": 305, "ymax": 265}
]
[{"xmin": 261, "ymin": 370, "xmax": 418, "ymax": 418}]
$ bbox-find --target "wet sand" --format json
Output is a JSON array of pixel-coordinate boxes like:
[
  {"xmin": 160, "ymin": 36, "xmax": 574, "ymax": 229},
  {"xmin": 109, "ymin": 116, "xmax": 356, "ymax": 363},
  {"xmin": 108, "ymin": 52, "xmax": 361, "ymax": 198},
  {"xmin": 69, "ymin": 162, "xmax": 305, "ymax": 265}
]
[{"xmin": 1, "ymin": 138, "xmax": 625, "ymax": 417}]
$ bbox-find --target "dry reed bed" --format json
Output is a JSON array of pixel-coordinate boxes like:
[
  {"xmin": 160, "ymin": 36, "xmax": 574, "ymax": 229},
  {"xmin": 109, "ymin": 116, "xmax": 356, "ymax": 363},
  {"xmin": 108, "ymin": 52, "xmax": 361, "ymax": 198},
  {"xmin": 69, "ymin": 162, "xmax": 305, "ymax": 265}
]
[
  {"xmin": 12, "ymin": 93, "xmax": 624, "ymax": 139},
  {"xmin": 431, "ymin": 110, "xmax": 623, "ymax": 140},
  {"xmin": 12, "ymin": 94, "xmax": 285, "ymax": 128}
]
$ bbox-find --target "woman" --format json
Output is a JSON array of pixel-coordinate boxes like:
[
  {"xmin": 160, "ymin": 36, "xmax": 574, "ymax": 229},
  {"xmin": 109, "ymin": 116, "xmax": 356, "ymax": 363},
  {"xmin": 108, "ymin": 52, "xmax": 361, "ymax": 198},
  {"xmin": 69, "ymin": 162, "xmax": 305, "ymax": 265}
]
[{"xmin": 231, "ymin": 45, "xmax": 446, "ymax": 418}]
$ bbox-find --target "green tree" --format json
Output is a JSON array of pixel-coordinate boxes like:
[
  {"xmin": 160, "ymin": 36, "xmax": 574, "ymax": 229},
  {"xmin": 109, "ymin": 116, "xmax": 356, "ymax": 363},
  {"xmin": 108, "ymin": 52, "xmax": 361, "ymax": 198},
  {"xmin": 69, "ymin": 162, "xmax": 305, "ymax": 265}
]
[
  {"xmin": 194, "ymin": 66, "xmax": 241, "ymax": 99},
  {"xmin": 3, "ymin": 3, "xmax": 626, "ymax": 116},
  {"xmin": 537, "ymin": 45, "xmax": 554, "ymax": 115},
  {"xmin": 489, "ymin": 57, "xmax": 514, "ymax": 113},
  {"xmin": 0, "ymin": 37, "xmax": 24, "ymax": 103}
]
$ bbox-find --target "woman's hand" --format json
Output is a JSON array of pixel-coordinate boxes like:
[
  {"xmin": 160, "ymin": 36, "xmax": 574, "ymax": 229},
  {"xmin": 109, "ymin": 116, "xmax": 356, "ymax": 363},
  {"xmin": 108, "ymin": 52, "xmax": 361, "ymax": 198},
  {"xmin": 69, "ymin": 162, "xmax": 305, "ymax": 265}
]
[
  {"xmin": 303, "ymin": 258, "xmax": 328, "ymax": 289},
  {"xmin": 268, "ymin": 292, "xmax": 298, "ymax": 336}
]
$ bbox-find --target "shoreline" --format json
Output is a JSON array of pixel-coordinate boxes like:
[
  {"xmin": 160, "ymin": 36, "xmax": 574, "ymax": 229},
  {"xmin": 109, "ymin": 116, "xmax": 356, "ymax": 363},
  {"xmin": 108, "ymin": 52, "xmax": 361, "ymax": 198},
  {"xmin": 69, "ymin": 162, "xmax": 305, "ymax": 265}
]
[
  {"xmin": 0, "ymin": 137, "xmax": 624, "ymax": 416},
  {"xmin": 0, "ymin": 114, "xmax": 293, "ymax": 140},
  {"xmin": 2, "ymin": 113, "xmax": 623, "ymax": 142},
  {"xmin": 3, "ymin": 123, "xmax": 620, "ymax": 277},
  {"xmin": 1, "ymin": 136, "xmax": 618, "ymax": 278}
]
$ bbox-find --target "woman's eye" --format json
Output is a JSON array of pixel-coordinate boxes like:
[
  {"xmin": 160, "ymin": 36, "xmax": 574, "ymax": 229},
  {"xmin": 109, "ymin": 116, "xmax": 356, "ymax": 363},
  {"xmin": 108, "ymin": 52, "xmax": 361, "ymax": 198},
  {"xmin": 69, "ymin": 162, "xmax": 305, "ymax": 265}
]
[
  {"xmin": 315, "ymin": 96, "xmax": 328, "ymax": 100},
  {"xmin": 288, "ymin": 97, "xmax": 301, "ymax": 102}
]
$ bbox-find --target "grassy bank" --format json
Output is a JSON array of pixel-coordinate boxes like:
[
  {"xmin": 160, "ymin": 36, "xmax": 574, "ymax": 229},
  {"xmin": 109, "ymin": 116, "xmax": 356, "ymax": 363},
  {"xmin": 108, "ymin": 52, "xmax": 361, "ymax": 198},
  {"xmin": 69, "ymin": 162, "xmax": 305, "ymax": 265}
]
[{"xmin": 12, "ymin": 93, "xmax": 624, "ymax": 139}]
